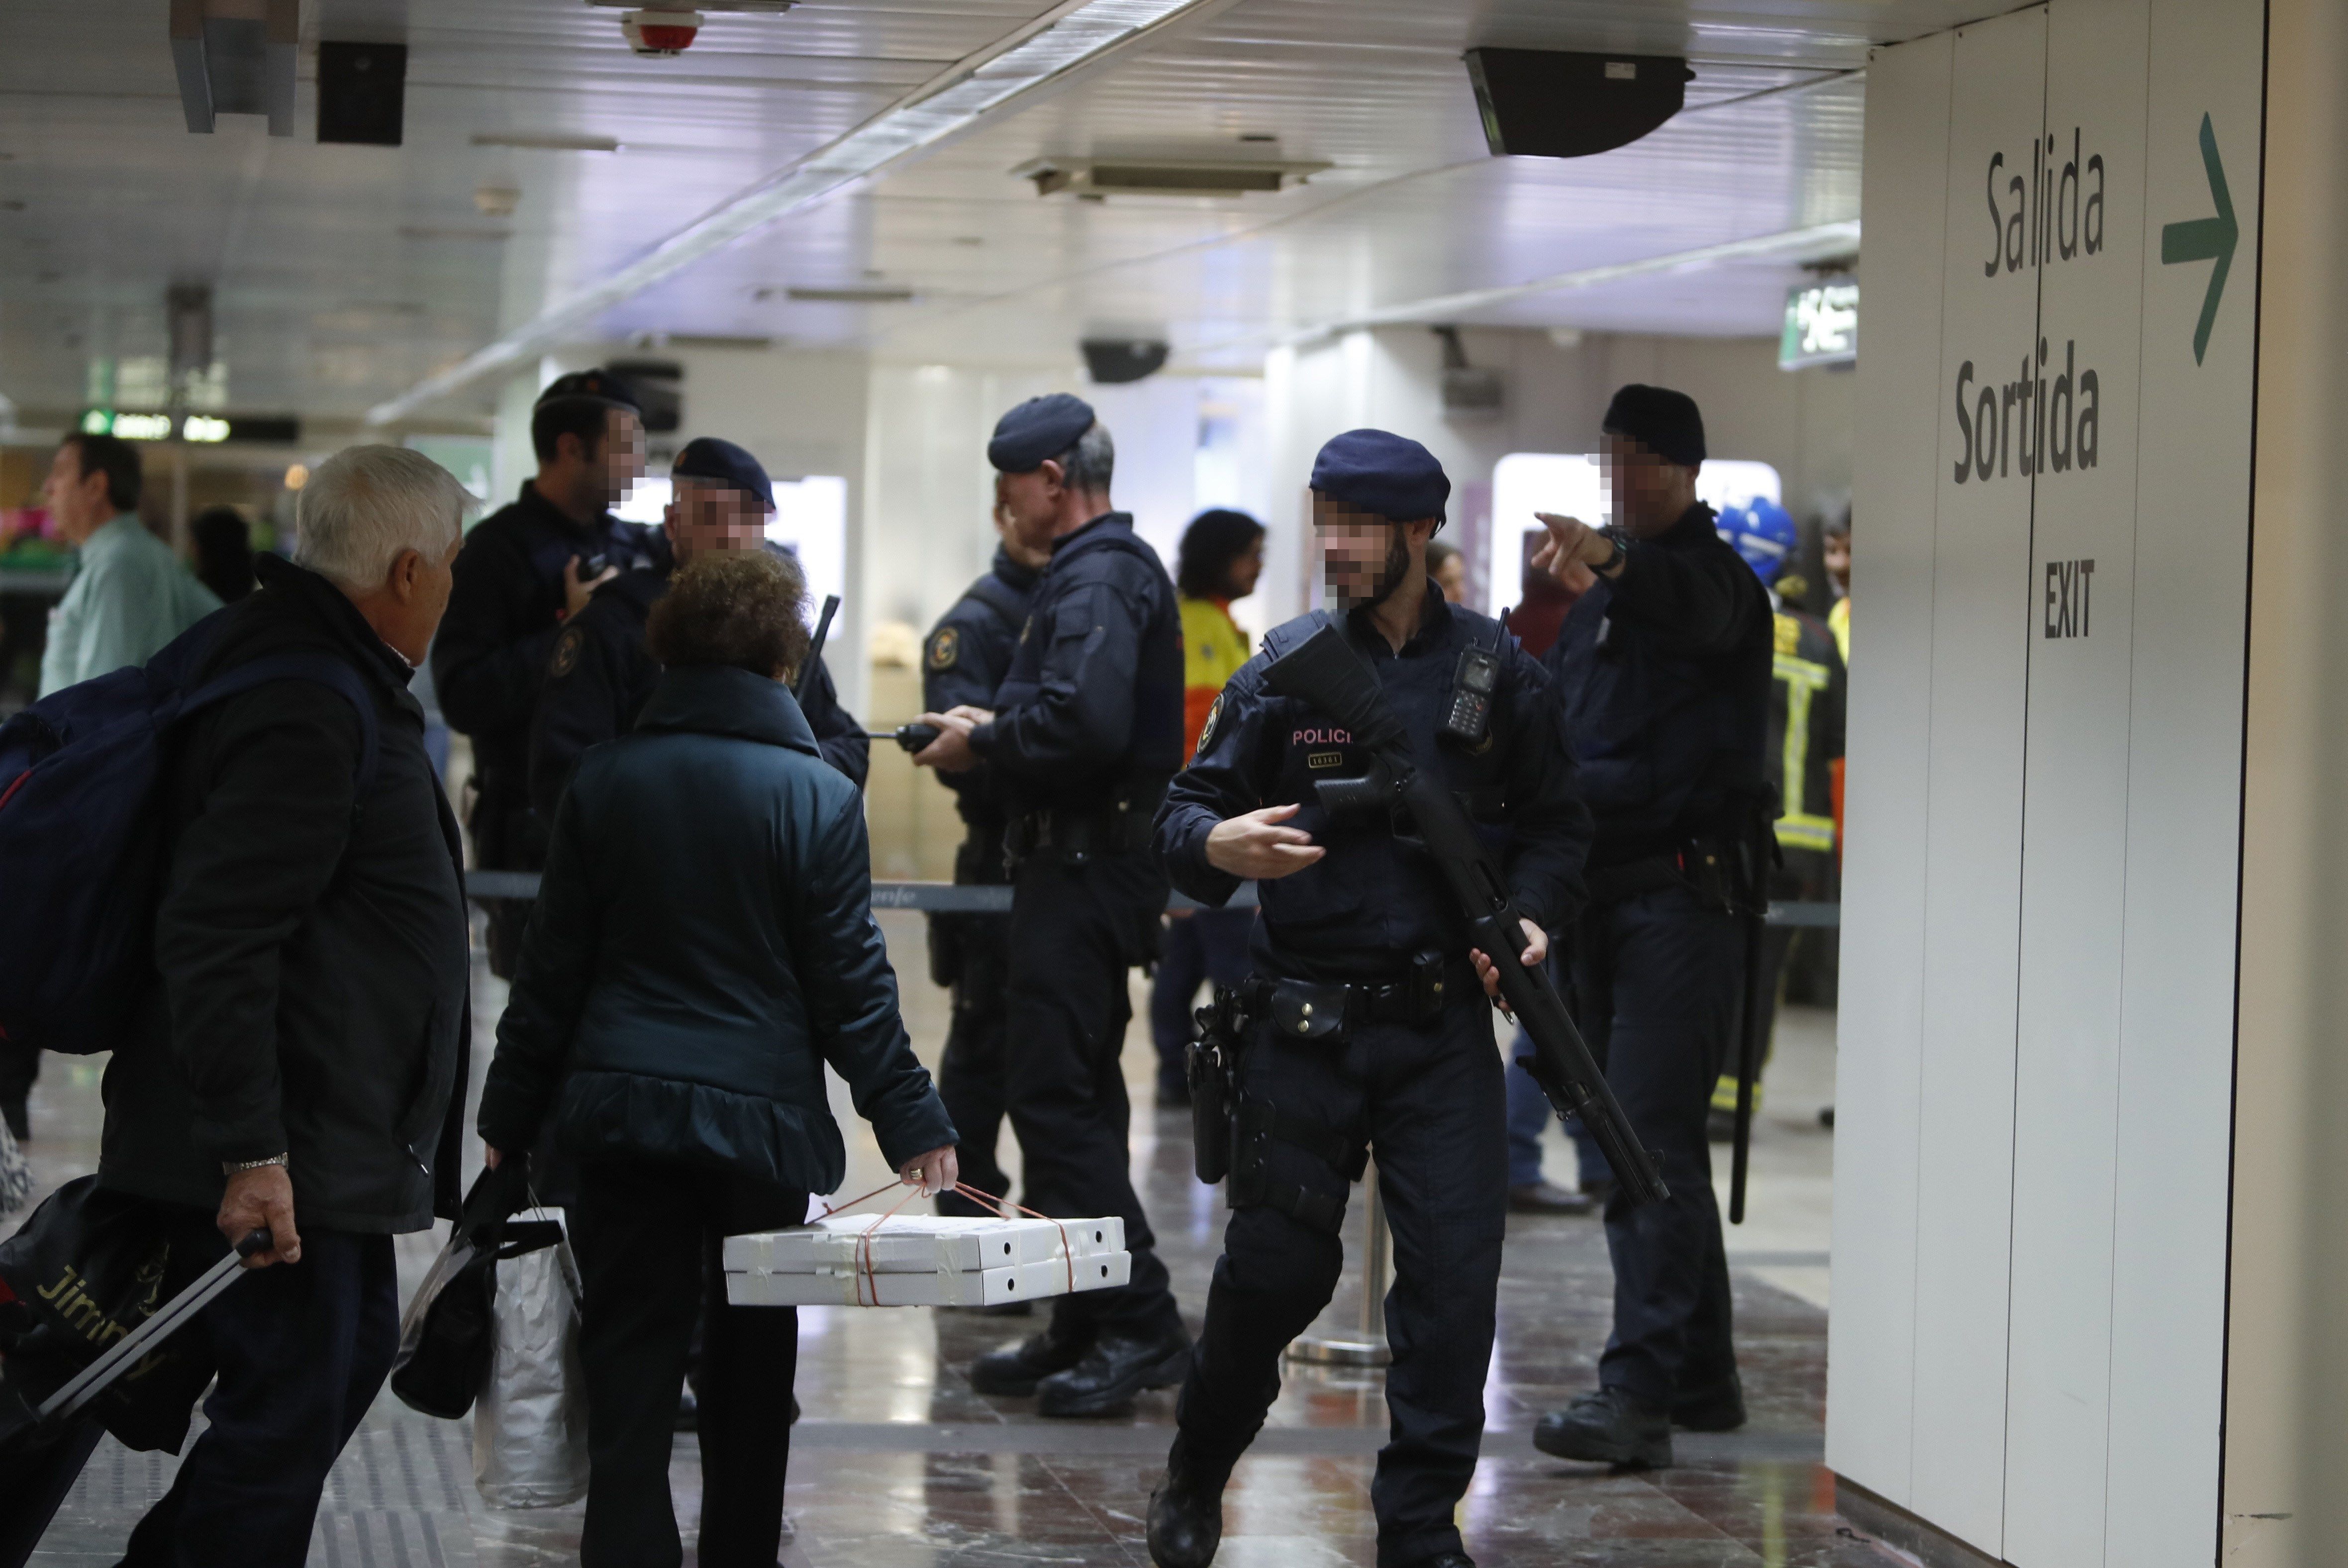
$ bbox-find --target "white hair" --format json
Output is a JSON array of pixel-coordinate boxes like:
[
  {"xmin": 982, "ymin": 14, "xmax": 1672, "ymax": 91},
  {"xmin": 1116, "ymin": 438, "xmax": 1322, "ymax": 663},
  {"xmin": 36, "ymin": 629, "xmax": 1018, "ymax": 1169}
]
[{"xmin": 293, "ymin": 445, "xmax": 471, "ymax": 590}]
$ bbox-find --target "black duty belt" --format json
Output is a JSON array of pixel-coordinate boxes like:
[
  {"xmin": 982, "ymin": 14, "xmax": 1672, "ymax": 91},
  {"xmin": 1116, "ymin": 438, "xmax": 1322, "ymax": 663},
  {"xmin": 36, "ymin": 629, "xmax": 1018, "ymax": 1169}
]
[{"xmin": 1238, "ymin": 952, "xmax": 1461, "ymax": 1039}]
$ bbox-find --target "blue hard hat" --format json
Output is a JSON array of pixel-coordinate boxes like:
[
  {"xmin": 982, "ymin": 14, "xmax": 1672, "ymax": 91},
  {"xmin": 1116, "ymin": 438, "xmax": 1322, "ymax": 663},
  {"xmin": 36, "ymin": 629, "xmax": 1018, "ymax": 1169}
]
[{"xmin": 1720, "ymin": 497, "xmax": 1798, "ymax": 586}]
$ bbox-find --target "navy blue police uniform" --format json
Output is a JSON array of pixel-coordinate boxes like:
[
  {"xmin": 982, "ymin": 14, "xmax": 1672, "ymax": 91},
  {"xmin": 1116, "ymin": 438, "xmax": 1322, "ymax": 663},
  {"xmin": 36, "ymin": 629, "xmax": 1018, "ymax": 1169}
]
[
  {"xmin": 528, "ymin": 439, "xmax": 867, "ymax": 817},
  {"xmin": 921, "ymin": 548, "xmax": 1042, "ymax": 1218},
  {"xmin": 1150, "ymin": 431, "xmax": 1590, "ymax": 1568},
  {"xmin": 960, "ymin": 395, "xmax": 1192, "ymax": 1414},
  {"xmin": 1537, "ymin": 386, "xmax": 1772, "ymax": 1463},
  {"xmin": 431, "ymin": 371, "xmax": 667, "ymax": 974},
  {"xmin": 529, "ymin": 565, "xmax": 864, "ymax": 817}
]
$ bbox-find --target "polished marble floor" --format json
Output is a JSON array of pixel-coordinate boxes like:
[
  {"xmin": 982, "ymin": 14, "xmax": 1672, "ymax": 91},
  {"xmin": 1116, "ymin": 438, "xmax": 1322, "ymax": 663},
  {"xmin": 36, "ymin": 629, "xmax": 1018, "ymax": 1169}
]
[{"xmin": 7, "ymin": 913, "xmax": 1895, "ymax": 1568}]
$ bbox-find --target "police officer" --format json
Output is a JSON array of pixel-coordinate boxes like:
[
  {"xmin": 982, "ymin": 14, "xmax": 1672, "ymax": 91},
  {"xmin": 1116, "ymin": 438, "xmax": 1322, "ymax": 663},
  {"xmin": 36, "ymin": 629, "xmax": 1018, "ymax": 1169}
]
[
  {"xmin": 1145, "ymin": 430, "xmax": 1591, "ymax": 1568},
  {"xmin": 528, "ymin": 437, "xmax": 868, "ymax": 816},
  {"xmin": 1526, "ymin": 384, "xmax": 1773, "ymax": 1469},
  {"xmin": 433, "ymin": 370, "xmax": 664, "ymax": 975},
  {"xmin": 911, "ymin": 394, "xmax": 1191, "ymax": 1416},
  {"xmin": 1705, "ymin": 501, "xmax": 1845, "ymax": 1137},
  {"xmin": 921, "ymin": 496, "xmax": 1050, "ymax": 1219}
]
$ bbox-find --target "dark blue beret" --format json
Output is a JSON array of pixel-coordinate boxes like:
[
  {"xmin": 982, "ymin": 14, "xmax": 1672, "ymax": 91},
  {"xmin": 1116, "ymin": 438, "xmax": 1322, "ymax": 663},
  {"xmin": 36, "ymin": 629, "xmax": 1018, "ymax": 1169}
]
[
  {"xmin": 672, "ymin": 437, "xmax": 774, "ymax": 509},
  {"xmin": 1308, "ymin": 429, "xmax": 1450, "ymax": 522},
  {"xmin": 535, "ymin": 368, "xmax": 642, "ymax": 416},
  {"xmin": 988, "ymin": 393, "xmax": 1096, "ymax": 473},
  {"xmin": 1602, "ymin": 383, "xmax": 1706, "ymax": 467}
]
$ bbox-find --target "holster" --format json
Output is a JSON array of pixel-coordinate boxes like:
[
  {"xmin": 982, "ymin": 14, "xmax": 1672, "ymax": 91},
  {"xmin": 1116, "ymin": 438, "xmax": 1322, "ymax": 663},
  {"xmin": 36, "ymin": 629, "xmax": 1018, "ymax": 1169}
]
[{"xmin": 1188, "ymin": 986, "xmax": 1249, "ymax": 1184}]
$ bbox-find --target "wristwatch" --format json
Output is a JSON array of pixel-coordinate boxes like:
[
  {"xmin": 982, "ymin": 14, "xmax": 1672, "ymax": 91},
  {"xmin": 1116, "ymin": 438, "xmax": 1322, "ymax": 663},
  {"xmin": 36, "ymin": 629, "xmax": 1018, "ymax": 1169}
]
[
  {"xmin": 221, "ymin": 1154, "xmax": 289, "ymax": 1176},
  {"xmin": 1593, "ymin": 528, "xmax": 1628, "ymax": 574}
]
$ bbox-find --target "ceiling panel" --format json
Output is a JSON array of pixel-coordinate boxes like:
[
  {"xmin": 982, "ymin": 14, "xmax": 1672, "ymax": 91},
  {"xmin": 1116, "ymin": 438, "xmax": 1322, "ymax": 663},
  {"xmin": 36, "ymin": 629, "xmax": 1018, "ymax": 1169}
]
[{"xmin": 0, "ymin": 0, "xmax": 1989, "ymax": 427}]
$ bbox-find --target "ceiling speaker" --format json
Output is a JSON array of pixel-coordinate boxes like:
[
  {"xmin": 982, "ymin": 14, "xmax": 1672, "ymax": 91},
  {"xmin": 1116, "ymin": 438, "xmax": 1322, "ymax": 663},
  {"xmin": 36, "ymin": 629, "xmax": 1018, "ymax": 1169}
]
[
  {"xmin": 317, "ymin": 42, "xmax": 407, "ymax": 147},
  {"xmin": 1082, "ymin": 339, "xmax": 1169, "ymax": 385},
  {"xmin": 1464, "ymin": 49, "xmax": 1693, "ymax": 159}
]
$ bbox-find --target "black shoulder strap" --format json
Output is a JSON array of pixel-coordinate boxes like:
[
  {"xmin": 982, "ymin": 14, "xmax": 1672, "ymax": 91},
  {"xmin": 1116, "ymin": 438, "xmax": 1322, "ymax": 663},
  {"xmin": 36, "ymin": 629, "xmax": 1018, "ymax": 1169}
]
[{"xmin": 179, "ymin": 653, "xmax": 382, "ymax": 795}]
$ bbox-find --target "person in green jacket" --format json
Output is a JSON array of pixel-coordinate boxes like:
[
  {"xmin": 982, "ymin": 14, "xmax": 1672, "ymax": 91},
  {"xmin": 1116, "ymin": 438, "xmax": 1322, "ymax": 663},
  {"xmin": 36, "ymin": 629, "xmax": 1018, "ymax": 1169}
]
[{"xmin": 37, "ymin": 432, "xmax": 220, "ymax": 697}]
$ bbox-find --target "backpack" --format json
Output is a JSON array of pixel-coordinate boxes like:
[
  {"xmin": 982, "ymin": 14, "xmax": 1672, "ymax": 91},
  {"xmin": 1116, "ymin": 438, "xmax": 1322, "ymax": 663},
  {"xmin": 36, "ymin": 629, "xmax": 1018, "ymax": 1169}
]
[{"xmin": 0, "ymin": 610, "xmax": 380, "ymax": 1055}]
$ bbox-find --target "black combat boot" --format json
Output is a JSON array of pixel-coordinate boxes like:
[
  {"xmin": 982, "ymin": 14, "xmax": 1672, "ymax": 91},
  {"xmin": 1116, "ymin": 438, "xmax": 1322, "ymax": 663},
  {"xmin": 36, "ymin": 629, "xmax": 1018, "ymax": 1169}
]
[
  {"xmin": 1036, "ymin": 1326, "xmax": 1193, "ymax": 1417},
  {"xmin": 1671, "ymin": 1371, "xmax": 1746, "ymax": 1432},
  {"xmin": 1145, "ymin": 1441, "xmax": 1232, "ymax": 1568},
  {"xmin": 968, "ymin": 1321, "xmax": 1094, "ymax": 1396},
  {"xmin": 1533, "ymin": 1387, "xmax": 1674, "ymax": 1468},
  {"xmin": 1413, "ymin": 1555, "xmax": 1475, "ymax": 1568}
]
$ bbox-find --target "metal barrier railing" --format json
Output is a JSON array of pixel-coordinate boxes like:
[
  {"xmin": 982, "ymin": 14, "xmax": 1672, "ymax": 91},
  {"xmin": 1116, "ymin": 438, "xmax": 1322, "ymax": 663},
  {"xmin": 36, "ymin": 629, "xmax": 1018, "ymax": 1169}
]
[{"xmin": 465, "ymin": 869, "xmax": 1839, "ymax": 926}]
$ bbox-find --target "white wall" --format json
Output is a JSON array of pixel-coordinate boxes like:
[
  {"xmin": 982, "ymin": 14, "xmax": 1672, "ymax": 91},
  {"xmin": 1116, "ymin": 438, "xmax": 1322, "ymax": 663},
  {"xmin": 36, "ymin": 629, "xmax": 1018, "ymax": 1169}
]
[
  {"xmin": 860, "ymin": 364, "xmax": 1271, "ymax": 648},
  {"xmin": 1831, "ymin": 3, "xmax": 2263, "ymax": 1562}
]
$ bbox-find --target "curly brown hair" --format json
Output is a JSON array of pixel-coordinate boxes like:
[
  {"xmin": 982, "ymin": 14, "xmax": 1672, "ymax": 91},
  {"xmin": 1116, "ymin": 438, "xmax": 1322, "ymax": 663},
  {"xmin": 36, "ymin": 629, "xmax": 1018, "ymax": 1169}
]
[{"xmin": 645, "ymin": 550, "xmax": 810, "ymax": 680}]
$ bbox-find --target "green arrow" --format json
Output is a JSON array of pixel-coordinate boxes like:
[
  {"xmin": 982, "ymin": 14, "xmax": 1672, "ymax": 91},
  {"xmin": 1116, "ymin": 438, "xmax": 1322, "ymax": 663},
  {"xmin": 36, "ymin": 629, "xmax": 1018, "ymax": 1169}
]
[{"xmin": 2159, "ymin": 113, "xmax": 2237, "ymax": 366}]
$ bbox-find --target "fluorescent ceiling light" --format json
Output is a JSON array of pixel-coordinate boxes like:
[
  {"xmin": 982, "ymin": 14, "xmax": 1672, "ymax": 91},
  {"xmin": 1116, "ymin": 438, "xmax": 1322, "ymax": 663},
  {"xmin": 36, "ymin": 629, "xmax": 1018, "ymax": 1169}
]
[
  {"xmin": 1285, "ymin": 219, "xmax": 1862, "ymax": 344},
  {"xmin": 369, "ymin": 0, "xmax": 1232, "ymax": 425},
  {"xmin": 470, "ymin": 132, "xmax": 623, "ymax": 153}
]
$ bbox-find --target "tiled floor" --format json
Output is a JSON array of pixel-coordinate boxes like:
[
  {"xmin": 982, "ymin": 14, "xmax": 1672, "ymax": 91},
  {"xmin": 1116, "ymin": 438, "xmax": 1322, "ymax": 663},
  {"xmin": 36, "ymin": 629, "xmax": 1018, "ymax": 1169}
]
[{"xmin": 8, "ymin": 913, "xmax": 1898, "ymax": 1568}]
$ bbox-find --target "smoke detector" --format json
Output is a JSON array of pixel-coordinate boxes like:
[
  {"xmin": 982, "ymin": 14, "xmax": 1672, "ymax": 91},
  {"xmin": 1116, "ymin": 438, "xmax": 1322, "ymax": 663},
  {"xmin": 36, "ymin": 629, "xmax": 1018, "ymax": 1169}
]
[
  {"xmin": 587, "ymin": 0, "xmax": 797, "ymax": 55},
  {"xmin": 619, "ymin": 9, "xmax": 703, "ymax": 54}
]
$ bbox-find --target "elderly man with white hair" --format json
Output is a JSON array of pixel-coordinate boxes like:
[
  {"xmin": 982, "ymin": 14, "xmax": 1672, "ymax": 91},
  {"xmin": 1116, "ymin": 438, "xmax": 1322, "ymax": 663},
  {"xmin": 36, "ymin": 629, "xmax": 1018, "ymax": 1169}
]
[{"xmin": 96, "ymin": 446, "xmax": 476, "ymax": 1568}]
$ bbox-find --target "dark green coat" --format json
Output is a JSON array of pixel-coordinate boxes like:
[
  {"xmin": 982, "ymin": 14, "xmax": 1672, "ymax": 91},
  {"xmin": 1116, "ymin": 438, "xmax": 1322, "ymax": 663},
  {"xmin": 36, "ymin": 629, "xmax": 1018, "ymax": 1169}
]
[{"xmin": 477, "ymin": 665, "xmax": 952, "ymax": 1194}]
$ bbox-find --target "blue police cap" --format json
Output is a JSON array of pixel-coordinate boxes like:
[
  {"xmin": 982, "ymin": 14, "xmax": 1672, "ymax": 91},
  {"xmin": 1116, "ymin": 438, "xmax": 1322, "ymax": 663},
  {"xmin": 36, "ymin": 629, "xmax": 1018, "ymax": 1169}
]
[
  {"xmin": 1602, "ymin": 383, "xmax": 1706, "ymax": 467},
  {"xmin": 1308, "ymin": 429, "xmax": 1450, "ymax": 522},
  {"xmin": 672, "ymin": 437, "xmax": 774, "ymax": 510},
  {"xmin": 535, "ymin": 368, "xmax": 642, "ymax": 416},
  {"xmin": 987, "ymin": 393, "xmax": 1096, "ymax": 473}
]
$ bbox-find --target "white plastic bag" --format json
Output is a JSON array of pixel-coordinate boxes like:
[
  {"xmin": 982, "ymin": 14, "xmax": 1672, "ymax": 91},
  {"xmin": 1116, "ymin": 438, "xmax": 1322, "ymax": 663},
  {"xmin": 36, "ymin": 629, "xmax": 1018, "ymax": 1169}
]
[
  {"xmin": 472, "ymin": 1213, "xmax": 589, "ymax": 1508},
  {"xmin": 0, "ymin": 1117, "xmax": 32, "ymax": 1214}
]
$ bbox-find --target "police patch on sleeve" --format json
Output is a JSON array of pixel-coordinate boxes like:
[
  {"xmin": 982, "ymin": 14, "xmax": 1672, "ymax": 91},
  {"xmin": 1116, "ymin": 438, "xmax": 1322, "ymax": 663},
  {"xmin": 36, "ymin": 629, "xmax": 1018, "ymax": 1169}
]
[
  {"xmin": 1194, "ymin": 692, "xmax": 1225, "ymax": 759},
  {"xmin": 927, "ymin": 626, "xmax": 961, "ymax": 671},
  {"xmin": 551, "ymin": 624, "xmax": 585, "ymax": 679}
]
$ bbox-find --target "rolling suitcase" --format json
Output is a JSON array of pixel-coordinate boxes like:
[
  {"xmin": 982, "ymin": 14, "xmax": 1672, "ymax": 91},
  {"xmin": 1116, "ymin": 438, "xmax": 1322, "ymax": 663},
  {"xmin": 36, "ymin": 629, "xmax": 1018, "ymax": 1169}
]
[{"xmin": 0, "ymin": 1226, "xmax": 269, "ymax": 1568}]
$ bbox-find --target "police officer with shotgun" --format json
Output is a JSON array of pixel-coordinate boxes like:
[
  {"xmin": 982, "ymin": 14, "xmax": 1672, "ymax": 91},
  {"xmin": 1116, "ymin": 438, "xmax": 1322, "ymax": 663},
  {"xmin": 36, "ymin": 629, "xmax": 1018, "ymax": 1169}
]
[
  {"xmin": 1527, "ymin": 385, "xmax": 1774, "ymax": 1470},
  {"xmin": 1144, "ymin": 430, "xmax": 1659, "ymax": 1568}
]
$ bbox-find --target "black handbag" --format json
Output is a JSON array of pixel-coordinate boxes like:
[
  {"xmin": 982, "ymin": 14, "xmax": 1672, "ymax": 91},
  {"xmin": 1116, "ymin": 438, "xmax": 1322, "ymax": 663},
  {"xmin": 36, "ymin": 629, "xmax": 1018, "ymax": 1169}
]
[
  {"xmin": 388, "ymin": 1163, "xmax": 528, "ymax": 1420},
  {"xmin": 0, "ymin": 1176, "xmax": 224, "ymax": 1457}
]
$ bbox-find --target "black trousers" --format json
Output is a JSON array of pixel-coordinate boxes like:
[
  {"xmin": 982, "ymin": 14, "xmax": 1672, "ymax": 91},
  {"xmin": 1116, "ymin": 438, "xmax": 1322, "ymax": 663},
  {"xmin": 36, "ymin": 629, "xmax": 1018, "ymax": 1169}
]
[
  {"xmin": 935, "ymin": 909, "xmax": 1013, "ymax": 1217},
  {"xmin": 1004, "ymin": 849, "xmax": 1180, "ymax": 1339},
  {"xmin": 570, "ymin": 1161, "xmax": 806, "ymax": 1568},
  {"xmin": 119, "ymin": 1229, "xmax": 398, "ymax": 1568},
  {"xmin": 1572, "ymin": 883, "xmax": 1744, "ymax": 1406},
  {"xmin": 1147, "ymin": 907, "xmax": 1255, "ymax": 1096},
  {"xmin": 1177, "ymin": 998, "xmax": 1507, "ymax": 1568}
]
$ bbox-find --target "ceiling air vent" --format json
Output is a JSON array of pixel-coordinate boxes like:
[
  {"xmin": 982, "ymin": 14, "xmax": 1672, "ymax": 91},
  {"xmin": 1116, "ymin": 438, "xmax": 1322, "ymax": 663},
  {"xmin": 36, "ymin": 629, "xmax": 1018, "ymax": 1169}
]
[{"xmin": 1015, "ymin": 158, "xmax": 1330, "ymax": 199}]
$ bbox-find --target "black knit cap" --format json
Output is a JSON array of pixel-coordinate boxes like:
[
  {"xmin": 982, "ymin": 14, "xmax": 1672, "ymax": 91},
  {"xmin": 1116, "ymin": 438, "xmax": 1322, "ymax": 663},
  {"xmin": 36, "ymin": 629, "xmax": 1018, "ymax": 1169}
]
[
  {"xmin": 1601, "ymin": 383, "xmax": 1706, "ymax": 467},
  {"xmin": 535, "ymin": 368, "xmax": 643, "ymax": 416}
]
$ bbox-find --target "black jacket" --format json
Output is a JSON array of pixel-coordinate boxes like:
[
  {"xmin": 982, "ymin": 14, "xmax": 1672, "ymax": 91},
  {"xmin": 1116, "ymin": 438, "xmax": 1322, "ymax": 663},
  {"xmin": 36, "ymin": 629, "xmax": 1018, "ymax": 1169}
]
[
  {"xmin": 969, "ymin": 513, "xmax": 1182, "ymax": 816},
  {"xmin": 922, "ymin": 548, "xmax": 1039, "ymax": 839},
  {"xmin": 1157, "ymin": 594, "xmax": 1591, "ymax": 979},
  {"xmin": 479, "ymin": 665, "xmax": 954, "ymax": 1195},
  {"xmin": 528, "ymin": 559, "xmax": 869, "ymax": 818},
  {"xmin": 430, "ymin": 483, "xmax": 666, "ymax": 862},
  {"xmin": 1543, "ymin": 503, "xmax": 1772, "ymax": 867},
  {"xmin": 99, "ymin": 555, "xmax": 472, "ymax": 1233}
]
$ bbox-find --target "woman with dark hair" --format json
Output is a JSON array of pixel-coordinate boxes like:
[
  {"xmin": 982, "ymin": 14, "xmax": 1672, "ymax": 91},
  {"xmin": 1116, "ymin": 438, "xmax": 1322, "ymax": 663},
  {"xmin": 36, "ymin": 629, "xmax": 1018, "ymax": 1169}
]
[
  {"xmin": 1154, "ymin": 508, "xmax": 1266, "ymax": 1106},
  {"xmin": 478, "ymin": 549, "xmax": 957, "ymax": 1568},
  {"xmin": 191, "ymin": 504, "xmax": 258, "ymax": 603}
]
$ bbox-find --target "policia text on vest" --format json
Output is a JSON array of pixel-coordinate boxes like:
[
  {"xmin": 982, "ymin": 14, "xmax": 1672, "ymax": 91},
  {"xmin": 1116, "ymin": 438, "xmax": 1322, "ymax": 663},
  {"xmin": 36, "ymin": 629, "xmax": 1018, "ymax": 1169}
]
[{"xmin": 1952, "ymin": 127, "xmax": 2113, "ymax": 485}]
